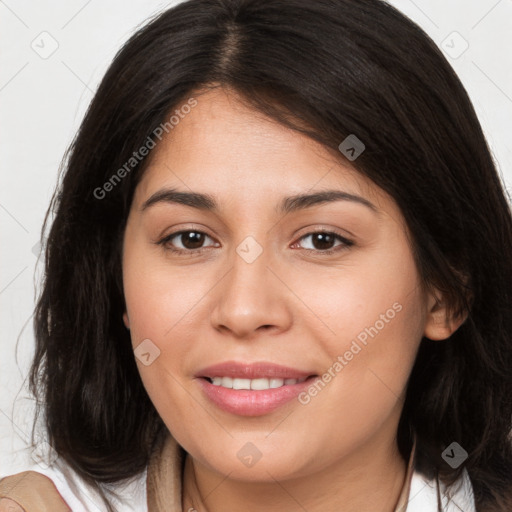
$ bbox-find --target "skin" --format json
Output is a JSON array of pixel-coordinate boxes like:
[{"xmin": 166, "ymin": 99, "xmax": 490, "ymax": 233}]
[
  {"xmin": 0, "ymin": 499, "xmax": 24, "ymax": 512},
  {"xmin": 122, "ymin": 86, "xmax": 465, "ymax": 512}
]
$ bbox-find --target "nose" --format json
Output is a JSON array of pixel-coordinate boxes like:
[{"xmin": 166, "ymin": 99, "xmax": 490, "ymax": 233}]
[{"xmin": 209, "ymin": 240, "xmax": 293, "ymax": 340}]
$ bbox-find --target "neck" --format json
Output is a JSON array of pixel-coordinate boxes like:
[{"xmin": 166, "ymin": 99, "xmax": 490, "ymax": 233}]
[{"xmin": 182, "ymin": 429, "xmax": 408, "ymax": 512}]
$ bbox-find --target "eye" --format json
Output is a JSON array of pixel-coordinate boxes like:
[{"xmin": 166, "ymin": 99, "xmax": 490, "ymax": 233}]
[
  {"xmin": 292, "ymin": 230, "xmax": 354, "ymax": 255},
  {"xmin": 157, "ymin": 228, "xmax": 354, "ymax": 256},
  {"xmin": 157, "ymin": 230, "xmax": 219, "ymax": 255}
]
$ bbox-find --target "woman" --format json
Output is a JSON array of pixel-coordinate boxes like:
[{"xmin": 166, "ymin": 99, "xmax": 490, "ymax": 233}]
[{"xmin": 1, "ymin": 0, "xmax": 511, "ymax": 511}]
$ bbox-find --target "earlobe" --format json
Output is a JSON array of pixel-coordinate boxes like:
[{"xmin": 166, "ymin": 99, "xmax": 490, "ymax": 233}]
[
  {"xmin": 423, "ymin": 292, "xmax": 468, "ymax": 341},
  {"xmin": 123, "ymin": 312, "xmax": 130, "ymax": 330}
]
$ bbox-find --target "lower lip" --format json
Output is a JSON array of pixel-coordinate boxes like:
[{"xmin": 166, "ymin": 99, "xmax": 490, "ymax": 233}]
[{"xmin": 197, "ymin": 377, "xmax": 318, "ymax": 416}]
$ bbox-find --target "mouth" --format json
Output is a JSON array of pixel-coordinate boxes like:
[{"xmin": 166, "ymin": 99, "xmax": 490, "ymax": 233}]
[
  {"xmin": 196, "ymin": 360, "xmax": 316, "ymax": 380},
  {"xmin": 195, "ymin": 361, "xmax": 318, "ymax": 416},
  {"xmin": 203, "ymin": 375, "xmax": 311, "ymax": 390}
]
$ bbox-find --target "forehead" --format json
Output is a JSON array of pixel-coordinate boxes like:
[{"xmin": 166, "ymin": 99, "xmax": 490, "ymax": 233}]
[{"xmin": 133, "ymin": 88, "xmax": 387, "ymax": 214}]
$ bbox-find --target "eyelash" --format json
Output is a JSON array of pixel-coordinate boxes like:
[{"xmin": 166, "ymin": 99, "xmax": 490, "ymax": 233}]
[{"xmin": 156, "ymin": 229, "xmax": 354, "ymax": 256}]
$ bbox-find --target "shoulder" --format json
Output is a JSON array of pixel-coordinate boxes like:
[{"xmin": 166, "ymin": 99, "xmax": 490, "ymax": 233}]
[
  {"xmin": 0, "ymin": 470, "xmax": 70, "ymax": 512},
  {"xmin": 405, "ymin": 468, "xmax": 476, "ymax": 512},
  {"xmin": 0, "ymin": 459, "xmax": 147, "ymax": 512}
]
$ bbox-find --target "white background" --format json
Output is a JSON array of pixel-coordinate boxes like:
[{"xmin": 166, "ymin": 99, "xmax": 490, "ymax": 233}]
[{"xmin": 1, "ymin": 0, "xmax": 511, "ymax": 475}]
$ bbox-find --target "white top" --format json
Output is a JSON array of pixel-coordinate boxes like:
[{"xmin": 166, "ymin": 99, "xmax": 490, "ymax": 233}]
[
  {"xmin": 0, "ymin": 455, "xmax": 476, "ymax": 512},
  {"xmin": 407, "ymin": 469, "xmax": 476, "ymax": 511}
]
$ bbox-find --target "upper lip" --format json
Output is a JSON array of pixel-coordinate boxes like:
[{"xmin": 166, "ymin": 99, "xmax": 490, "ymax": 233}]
[{"xmin": 196, "ymin": 361, "xmax": 316, "ymax": 380}]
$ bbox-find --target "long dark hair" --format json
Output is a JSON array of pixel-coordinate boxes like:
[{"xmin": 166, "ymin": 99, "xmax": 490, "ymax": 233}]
[{"xmin": 30, "ymin": 0, "xmax": 512, "ymax": 510}]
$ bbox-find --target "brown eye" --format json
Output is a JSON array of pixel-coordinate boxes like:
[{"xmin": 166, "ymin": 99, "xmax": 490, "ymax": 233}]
[
  {"xmin": 309, "ymin": 232, "xmax": 336, "ymax": 250},
  {"xmin": 158, "ymin": 230, "xmax": 218, "ymax": 254},
  {"xmin": 176, "ymin": 231, "xmax": 206, "ymax": 250},
  {"xmin": 295, "ymin": 230, "xmax": 354, "ymax": 254}
]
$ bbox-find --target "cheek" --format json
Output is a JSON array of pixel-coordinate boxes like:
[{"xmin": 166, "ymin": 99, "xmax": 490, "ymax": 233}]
[
  {"xmin": 296, "ymin": 242, "xmax": 425, "ymax": 417},
  {"xmin": 293, "ymin": 242, "xmax": 423, "ymax": 355},
  {"xmin": 122, "ymin": 244, "xmax": 216, "ymax": 411},
  {"xmin": 292, "ymin": 286, "xmax": 424, "ymax": 467},
  {"xmin": 123, "ymin": 246, "xmax": 209, "ymax": 344}
]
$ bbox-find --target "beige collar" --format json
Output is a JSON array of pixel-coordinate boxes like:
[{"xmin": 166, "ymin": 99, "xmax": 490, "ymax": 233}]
[
  {"xmin": 146, "ymin": 432, "xmax": 185, "ymax": 512},
  {"xmin": 394, "ymin": 433, "xmax": 417, "ymax": 512},
  {"xmin": 146, "ymin": 431, "xmax": 417, "ymax": 512}
]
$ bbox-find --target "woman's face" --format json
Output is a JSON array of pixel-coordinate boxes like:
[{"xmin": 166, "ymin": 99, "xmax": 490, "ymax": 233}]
[{"xmin": 122, "ymin": 87, "xmax": 445, "ymax": 482}]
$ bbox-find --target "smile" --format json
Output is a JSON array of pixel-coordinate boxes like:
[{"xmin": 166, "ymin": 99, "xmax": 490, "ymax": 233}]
[
  {"xmin": 196, "ymin": 361, "xmax": 318, "ymax": 416},
  {"xmin": 207, "ymin": 376, "xmax": 308, "ymax": 390}
]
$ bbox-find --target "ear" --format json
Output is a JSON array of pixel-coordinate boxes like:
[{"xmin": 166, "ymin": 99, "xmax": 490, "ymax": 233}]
[
  {"xmin": 123, "ymin": 311, "xmax": 130, "ymax": 330},
  {"xmin": 423, "ymin": 289, "xmax": 468, "ymax": 341}
]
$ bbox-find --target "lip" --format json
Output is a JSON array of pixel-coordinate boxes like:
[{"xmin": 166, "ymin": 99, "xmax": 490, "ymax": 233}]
[
  {"xmin": 196, "ymin": 361, "xmax": 315, "ymax": 380},
  {"xmin": 195, "ymin": 361, "xmax": 318, "ymax": 416}
]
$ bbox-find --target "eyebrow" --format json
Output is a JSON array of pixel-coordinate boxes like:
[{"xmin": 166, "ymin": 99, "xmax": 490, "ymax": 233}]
[{"xmin": 141, "ymin": 187, "xmax": 378, "ymax": 215}]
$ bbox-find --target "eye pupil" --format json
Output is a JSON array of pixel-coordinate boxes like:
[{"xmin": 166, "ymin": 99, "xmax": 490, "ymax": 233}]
[
  {"xmin": 182, "ymin": 231, "xmax": 205, "ymax": 249},
  {"xmin": 313, "ymin": 232, "xmax": 335, "ymax": 250}
]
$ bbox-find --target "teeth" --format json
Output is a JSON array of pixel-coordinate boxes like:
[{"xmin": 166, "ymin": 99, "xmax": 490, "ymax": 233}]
[
  {"xmin": 209, "ymin": 376, "xmax": 307, "ymax": 390},
  {"xmin": 270, "ymin": 378, "xmax": 284, "ymax": 388},
  {"xmin": 251, "ymin": 378, "xmax": 270, "ymax": 390},
  {"xmin": 233, "ymin": 378, "xmax": 251, "ymax": 390},
  {"xmin": 222, "ymin": 377, "xmax": 233, "ymax": 388}
]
